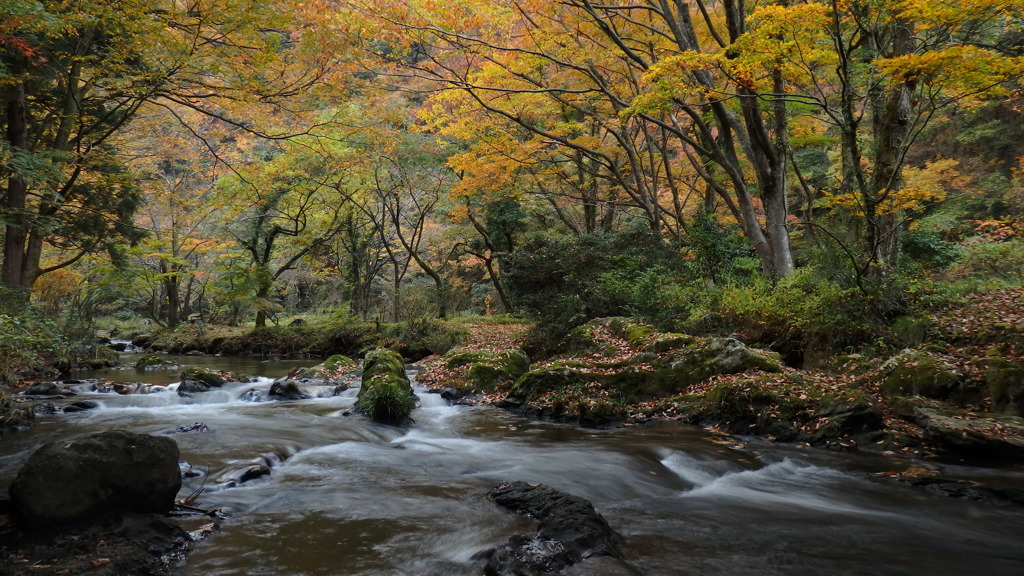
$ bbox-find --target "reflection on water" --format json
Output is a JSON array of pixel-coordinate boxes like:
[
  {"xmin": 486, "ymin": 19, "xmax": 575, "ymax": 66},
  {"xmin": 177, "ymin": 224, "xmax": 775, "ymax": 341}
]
[
  {"xmin": 71, "ymin": 352, "xmax": 317, "ymax": 384},
  {"xmin": 2, "ymin": 360, "xmax": 1024, "ymax": 576}
]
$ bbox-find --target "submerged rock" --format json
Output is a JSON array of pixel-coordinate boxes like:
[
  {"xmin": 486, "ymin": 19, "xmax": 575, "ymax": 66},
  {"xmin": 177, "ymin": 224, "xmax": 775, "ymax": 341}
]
[
  {"xmin": 486, "ymin": 481, "xmax": 632, "ymax": 576},
  {"xmin": 8, "ymin": 430, "xmax": 181, "ymax": 528}
]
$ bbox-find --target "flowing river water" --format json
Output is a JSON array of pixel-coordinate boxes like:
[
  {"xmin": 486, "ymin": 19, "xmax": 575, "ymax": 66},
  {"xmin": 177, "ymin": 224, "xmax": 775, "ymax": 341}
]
[{"xmin": 2, "ymin": 354, "xmax": 1024, "ymax": 575}]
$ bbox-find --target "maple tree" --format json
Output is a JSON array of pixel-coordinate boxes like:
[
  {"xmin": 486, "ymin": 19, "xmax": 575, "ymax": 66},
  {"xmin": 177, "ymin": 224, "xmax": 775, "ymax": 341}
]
[
  {"xmin": 0, "ymin": 0, "xmax": 325, "ymax": 296},
  {"xmin": 743, "ymin": 0, "xmax": 1024, "ymax": 285},
  {"xmin": 354, "ymin": 0, "xmax": 797, "ymax": 277}
]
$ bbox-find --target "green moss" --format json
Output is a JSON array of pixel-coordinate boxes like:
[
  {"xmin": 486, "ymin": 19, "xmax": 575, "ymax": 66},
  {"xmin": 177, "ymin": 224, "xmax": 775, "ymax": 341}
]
[
  {"xmin": 359, "ymin": 374, "xmax": 416, "ymax": 424},
  {"xmin": 361, "ymin": 349, "xmax": 408, "ymax": 385},
  {"xmin": 180, "ymin": 366, "xmax": 228, "ymax": 387},
  {"xmin": 880, "ymin": 349, "xmax": 968, "ymax": 400},
  {"xmin": 323, "ymin": 354, "xmax": 357, "ymax": 371},
  {"xmin": 645, "ymin": 333, "xmax": 697, "ymax": 353},
  {"xmin": 0, "ymin": 392, "xmax": 33, "ymax": 429},
  {"xmin": 981, "ymin": 358, "xmax": 1024, "ymax": 416},
  {"xmin": 134, "ymin": 354, "xmax": 175, "ymax": 369},
  {"xmin": 507, "ymin": 368, "xmax": 587, "ymax": 404},
  {"xmin": 697, "ymin": 383, "xmax": 802, "ymax": 440}
]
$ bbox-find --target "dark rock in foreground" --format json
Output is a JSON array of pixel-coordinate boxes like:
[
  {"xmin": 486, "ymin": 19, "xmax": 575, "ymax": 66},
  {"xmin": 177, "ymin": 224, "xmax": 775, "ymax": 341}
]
[
  {"xmin": 486, "ymin": 481, "xmax": 635, "ymax": 575},
  {"xmin": 8, "ymin": 430, "xmax": 181, "ymax": 528},
  {"xmin": 0, "ymin": 512, "xmax": 191, "ymax": 576}
]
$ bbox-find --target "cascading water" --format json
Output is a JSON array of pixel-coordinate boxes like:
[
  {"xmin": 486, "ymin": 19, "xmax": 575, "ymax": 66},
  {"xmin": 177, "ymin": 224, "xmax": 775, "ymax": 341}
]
[{"xmin": 2, "ymin": 356, "xmax": 1023, "ymax": 575}]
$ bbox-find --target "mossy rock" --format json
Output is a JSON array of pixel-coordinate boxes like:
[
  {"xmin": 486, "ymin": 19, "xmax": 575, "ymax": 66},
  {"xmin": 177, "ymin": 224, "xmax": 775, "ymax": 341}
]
[
  {"xmin": 506, "ymin": 369, "xmax": 588, "ymax": 405},
  {"xmin": 879, "ymin": 349, "xmax": 973, "ymax": 401},
  {"xmin": 180, "ymin": 366, "xmax": 228, "ymax": 388},
  {"xmin": 83, "ymin": 346, "xmax": 120, "ymax": 369},
  {"xmin": 913, "ymin": 402, "xmax": 1024, "ymax": 462},
  {"xmin": 563, "ymin": 317, "xmax": 659, "ymax": 355},
  {"xmin": 324, "ymin": 354, "xmax": 357, "ymax": 371},
  {"xmin": 443, "ymin": 349, "xmax": 531, "ymax": 390},
  {"xmin": 355, "ymin": 349, "xmax": 415, "ymax": 422},
  {"xmin": 358, "ymin": 373, "xmax": 416, "ymax": 424},
  {"xmin": 601, "ymin": 317, "xmax": 656, "ymax": 346},
  {"xmin": 301, "ymin": 355, "xmax": 358, "ymax": 379},
  {"xmin": 978, "ymin": 358, "xmax": 1024, "ymax": 417},
  {"xmin": 644, "ymin": 333, "xmax": 697, "ymax": 354},
  {"xmin": 696, "ymin": 383, "xmax": 802, "ymax": 440},
  {"xmin": 360, "ymin": 349, "xmax": 408, "ymax": 386},
  {"xmin": 804, "ymin": 391, "xmax": 885, "ymax": 444},
  {"xmin": 134, "ymin": 354, "xmax": 177, "ymax": 370},
  {"xmin": 0, "ymin": 393, "xmax": 34, "ymax": 430},
  {"xmin": 656, "ymin": 337, "xmax": 782, "ymax": 383}
]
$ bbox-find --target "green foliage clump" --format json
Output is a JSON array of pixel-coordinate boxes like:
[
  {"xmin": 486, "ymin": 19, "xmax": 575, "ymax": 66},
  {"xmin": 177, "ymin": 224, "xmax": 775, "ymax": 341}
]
[
  {"xmin": 501, "ymin": 227, "xmax": 691, "ymax": 355},
  {"xmin": 694, "ymin": 268, "xmax": 876, "ymax": 357},
  {"xmin": 377, "ymin": 318, "xmax": 468, "ymax": 358},
  {"xmin": 0, "ymin": 289, "xmax": 87, "ymax": 383},
  {"xmin": 359, "ymin": 374, "xmax": 417, "ymax": 424}
]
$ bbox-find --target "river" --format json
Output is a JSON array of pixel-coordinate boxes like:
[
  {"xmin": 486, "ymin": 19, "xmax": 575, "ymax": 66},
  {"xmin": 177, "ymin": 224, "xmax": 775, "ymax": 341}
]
[{"xmin": 2, "ymin": 354, "xmax": 1023, "ymax": 575}]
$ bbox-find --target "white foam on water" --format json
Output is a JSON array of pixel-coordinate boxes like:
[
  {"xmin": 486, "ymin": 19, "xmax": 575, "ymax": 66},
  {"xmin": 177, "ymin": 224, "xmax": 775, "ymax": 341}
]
[{"xmin": 665, "ymin": 454, "xmax": 888, "ymax": 516}]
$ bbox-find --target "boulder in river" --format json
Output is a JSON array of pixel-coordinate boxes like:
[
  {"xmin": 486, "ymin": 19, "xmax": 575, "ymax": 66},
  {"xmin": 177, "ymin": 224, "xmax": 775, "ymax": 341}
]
[
  {"xmin": 485, "ymin": 481, "xmax": 633, "ymax": 576},
  {"xmin": 8, "ymin": 429, "xmax": 182, "ymax": 528},
  {"xmin": 0, "ymin": 392, "xmax": 34, "ymax": 430},
  {"xmin": 356, "ymin": 349, "xmax": 416, "ymax": 424},
  {"xmin": 268, "ymin": 379, "xmax": 312, "ymax": 400}
]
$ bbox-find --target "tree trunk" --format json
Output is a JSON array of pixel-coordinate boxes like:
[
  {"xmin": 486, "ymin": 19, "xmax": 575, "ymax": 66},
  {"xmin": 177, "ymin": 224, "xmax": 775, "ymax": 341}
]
[{"xmin": 2, "ymin": 75, "xmax": 29, "ymax": 293}]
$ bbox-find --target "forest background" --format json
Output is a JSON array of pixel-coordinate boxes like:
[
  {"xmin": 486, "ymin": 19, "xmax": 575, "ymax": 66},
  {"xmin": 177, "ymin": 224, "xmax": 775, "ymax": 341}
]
[{"xmin": 2, "ymin": 0, "xmax": 1023, "ymax": 378}]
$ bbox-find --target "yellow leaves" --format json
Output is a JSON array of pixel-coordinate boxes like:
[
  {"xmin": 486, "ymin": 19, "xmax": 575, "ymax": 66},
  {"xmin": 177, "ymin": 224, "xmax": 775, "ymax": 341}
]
[
  {"xmin": 878, "ymin": 46, "xmax": 1024, "ymax": 105},
  {"xmin": 626, "ymin": 51, "xmax": 717, "ymax": 117},
  {"xmin": 824, "ymin": 158, "xmax": 963, "ymax": 216},
  {"xmin": 895, "ymin": 158, "xmax": 962, "ymax": 213},
  {"xmin": 895, "ymin": 0, "xmax": 1024, "ymax": 31}
]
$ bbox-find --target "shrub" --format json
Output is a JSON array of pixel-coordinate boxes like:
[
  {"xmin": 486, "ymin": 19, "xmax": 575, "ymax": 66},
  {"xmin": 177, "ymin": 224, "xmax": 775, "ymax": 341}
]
[{"xmin": 376, "ymin": 318, "xmax": 467, "ymax": 359}]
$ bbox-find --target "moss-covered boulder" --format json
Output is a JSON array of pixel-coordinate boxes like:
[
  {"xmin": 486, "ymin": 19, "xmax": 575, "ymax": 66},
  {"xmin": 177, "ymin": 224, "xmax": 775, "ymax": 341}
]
[
  {"xmin": 301, "ymin": 354, "xmax": 357, "ymax": 376},
  {"xmin": 356, "ymin": 349, "xmax": 415, "ymax": 423},
  {"xmin": 443, "ymin": 349, "xmax": 531, "ymax": 392},
  {"xmin": 82, "ymin": 346, "xmax": 119, "ymax": 369},
  {"xmin": 360, "ymin": 349, "xmax": 409, "ymax": 386},
  {"xmin": 563, "ymin": 317, "xmax": 659, "ymax": 356},
  {"xmin": 662, "ymin": 337, "xmax": 783, "ymax": 380},
  {"xmin": 878, "ymin": 349, "xmax": 978, "ymax": 402},
  {"xmin": 505, "ymin": 368, "xmax": 588, "ymax": 406},
  {"xmin": 176, "ymin": 366, "xmax": 250, "ymax": 397},
  {"xmin": 358, "ymin": 374, "xmax": 417, "ymax": 424},
  {"xmin": 803, "ymin": 391, "xmax": 885, "ymax": 445},
  {"xmin": 180, "ymin": 366, "xmax": 228, "ymax": 388},
  {"xmin": 505, "ymin": 335, "xmax": 783, "ymax": 425},
  {"xmin": 133, "ymin": 354, "xmax": 178, "ymax": 370},
  {"xmin": 977, "ymin": 358, "xmax": 1024, "ymax": 417},
  {"xmin": 0, "ymin": 392, "xmax": 34, "ymax": 430},
  {"xmin": 911, "ymin": 400, "xmax": 1024, "ymax": 462},
  {"xmin": 694, "ymin": 382, "xmax": 805, "ymax": 441}
]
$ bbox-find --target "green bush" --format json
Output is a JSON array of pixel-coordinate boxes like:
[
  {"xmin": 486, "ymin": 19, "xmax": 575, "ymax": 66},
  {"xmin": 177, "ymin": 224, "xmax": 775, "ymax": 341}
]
[
  {"xmin": 376, "ymin": 318, "xmax": 467, "ymax": 358},
  {"xmin": 501, "ymin": 227, "xmax": 691, "ymax": 355},
  {"xmin": 693, "ymin": 269, "xmax": 876, "ymax": 357}
]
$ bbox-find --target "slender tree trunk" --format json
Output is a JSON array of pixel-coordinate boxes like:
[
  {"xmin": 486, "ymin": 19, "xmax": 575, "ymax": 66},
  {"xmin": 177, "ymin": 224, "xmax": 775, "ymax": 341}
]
[{"xmin": 3, "ymin": 76, "xmax": 29, "ymax": 293}]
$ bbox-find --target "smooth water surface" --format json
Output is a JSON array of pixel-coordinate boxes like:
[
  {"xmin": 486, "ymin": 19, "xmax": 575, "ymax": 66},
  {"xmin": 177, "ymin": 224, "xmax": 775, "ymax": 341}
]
[{"xmin": 3, "ymin": 359, "xmax": 1024, "ymax": 575}]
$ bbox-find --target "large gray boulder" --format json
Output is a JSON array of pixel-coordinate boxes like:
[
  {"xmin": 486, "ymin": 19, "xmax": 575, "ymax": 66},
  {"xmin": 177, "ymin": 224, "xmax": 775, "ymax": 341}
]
[{"xmin": 8, "ymin": 430, "xmax": 181, "ymax": 528}]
